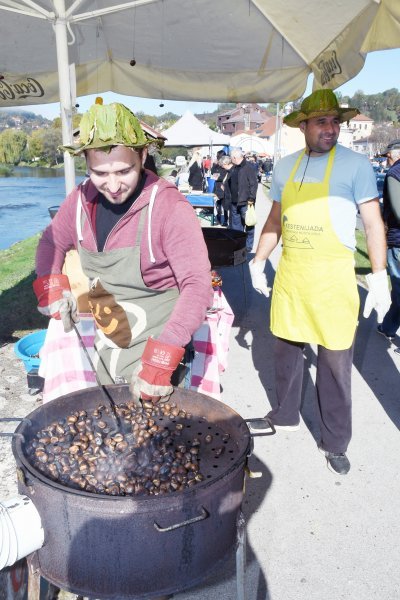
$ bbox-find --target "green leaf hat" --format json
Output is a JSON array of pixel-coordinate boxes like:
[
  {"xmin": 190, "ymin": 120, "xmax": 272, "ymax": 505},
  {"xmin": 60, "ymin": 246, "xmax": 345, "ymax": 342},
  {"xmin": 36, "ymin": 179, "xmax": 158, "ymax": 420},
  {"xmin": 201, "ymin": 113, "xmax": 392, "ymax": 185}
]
[
  {"xmin": 62, "ymin": 98, "xmax": 159, "ymax": 155},
  {"xmin": 283, "ymin": 89, "xmax": 359, "ymax": 128}
]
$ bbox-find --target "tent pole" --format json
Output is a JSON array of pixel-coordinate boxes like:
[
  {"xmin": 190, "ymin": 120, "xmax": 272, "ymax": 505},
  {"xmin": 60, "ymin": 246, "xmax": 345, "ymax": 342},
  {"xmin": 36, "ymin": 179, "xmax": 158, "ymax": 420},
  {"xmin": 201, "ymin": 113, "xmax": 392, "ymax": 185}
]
[
  {"xmin": 273, "ymin": 102, "xmax": 281, "ymax": 166},
  {"xmin": 54, "ymin": 0, "xmax": 76, "ymax": 195}
]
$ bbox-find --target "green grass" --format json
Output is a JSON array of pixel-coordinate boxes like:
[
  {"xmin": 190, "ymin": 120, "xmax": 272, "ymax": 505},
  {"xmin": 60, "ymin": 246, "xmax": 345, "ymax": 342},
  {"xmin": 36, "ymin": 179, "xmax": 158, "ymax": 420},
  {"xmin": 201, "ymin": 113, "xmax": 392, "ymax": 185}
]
[{"xmin": 0, "ymin": 234, "xmax": 47, "ymax": 343}]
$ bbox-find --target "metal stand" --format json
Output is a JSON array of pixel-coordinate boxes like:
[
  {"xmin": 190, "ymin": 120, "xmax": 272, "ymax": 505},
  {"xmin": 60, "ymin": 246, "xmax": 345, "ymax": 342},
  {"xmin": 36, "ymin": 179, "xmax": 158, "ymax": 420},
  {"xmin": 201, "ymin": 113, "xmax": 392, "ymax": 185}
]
[
  {"xmin": 27, "ymin": 556, "xmax": 40, "ymax": 600},
  {"xmin": 236, "ymin": 511, "xmax": 247, "ymax": 600},
  {"xmin": 239, "ymin": 262, "xmax": 248, "ymax": 315},
  {"xmin": 27, "ymin": 369, "xmax": 44, "ymax": 395}
]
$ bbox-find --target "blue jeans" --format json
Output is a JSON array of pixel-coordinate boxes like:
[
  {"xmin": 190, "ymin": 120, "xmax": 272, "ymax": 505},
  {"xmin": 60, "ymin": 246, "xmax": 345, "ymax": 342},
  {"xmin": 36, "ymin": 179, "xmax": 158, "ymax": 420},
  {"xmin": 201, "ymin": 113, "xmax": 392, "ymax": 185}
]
[
  {"xmin": 229, "ymin": 203, "xmax": 254, "ymax": 252},
  {"xmin": 381, "ymin": 246, "xmax": 400, "ymax": 336}
]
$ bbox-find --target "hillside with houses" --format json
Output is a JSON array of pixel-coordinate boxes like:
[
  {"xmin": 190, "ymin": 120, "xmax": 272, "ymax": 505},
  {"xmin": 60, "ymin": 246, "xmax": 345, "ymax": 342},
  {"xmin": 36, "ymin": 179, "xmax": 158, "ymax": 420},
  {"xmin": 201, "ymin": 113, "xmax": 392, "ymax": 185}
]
[
  {"xmin": 0, "ymin": 89, "xmax": 400, "ymax": 166},
  {"xmin": 213, "ymin": 97, "xmax": 400, "ymax": 159}
]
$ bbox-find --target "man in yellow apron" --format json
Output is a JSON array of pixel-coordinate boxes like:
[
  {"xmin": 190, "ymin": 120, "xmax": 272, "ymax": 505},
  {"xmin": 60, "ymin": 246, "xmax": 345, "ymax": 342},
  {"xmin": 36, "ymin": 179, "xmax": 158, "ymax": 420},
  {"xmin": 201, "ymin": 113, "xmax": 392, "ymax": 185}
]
[{"xmin": 249, "ymin": 90, "xmax": 391, "ymax": 475}]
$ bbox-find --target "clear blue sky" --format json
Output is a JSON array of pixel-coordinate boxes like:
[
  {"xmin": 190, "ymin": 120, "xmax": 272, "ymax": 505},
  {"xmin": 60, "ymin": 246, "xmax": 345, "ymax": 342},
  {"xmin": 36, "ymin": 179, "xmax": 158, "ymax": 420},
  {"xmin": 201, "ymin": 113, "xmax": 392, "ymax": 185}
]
[{"xmin": 14, "ymin": 48, "xmax": 400, "ymax": 120}]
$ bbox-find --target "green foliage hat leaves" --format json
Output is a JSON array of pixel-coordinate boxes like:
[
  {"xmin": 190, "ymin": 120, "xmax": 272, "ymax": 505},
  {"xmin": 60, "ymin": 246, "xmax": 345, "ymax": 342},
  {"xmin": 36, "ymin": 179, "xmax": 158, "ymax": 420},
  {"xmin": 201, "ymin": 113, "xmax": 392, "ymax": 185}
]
[
  {"xmin": 62, "ymin": 97, "xmax": 157, "ymax": 155},
  {"xmin": 283, "ymin": 89, "xmax": 359, "ymax": 128}
]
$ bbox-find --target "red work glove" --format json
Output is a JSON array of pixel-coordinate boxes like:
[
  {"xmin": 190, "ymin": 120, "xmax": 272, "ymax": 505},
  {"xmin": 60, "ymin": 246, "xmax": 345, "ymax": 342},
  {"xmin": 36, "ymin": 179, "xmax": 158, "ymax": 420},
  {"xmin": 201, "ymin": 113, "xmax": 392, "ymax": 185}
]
[
  {"xmin": 130, "ymin": 337, "xmax": 185, "ymax": 404},
  {"xmin": 33, "ymin": 274, "xmax": 79, "ymax": 333}
]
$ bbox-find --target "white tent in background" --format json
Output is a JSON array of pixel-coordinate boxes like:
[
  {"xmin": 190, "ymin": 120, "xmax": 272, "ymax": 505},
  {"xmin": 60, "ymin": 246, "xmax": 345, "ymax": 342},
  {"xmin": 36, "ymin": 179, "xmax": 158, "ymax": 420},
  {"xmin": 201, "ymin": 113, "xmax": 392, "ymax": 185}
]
[
  {"xmin": 162, "ymin": 111, "xmax": 231, "ymax": 147},
  {"xmin": 229, "ymin": 133, "xmax": 274, "ymax": 156}
]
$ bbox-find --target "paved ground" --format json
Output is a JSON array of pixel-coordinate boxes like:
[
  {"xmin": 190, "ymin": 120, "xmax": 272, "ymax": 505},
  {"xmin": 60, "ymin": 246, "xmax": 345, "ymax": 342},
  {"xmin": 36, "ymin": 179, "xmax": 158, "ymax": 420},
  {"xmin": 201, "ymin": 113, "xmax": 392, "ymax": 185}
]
[{"xmin": 1, "ymin": 184, "xmax": 399, "ymax": 599}]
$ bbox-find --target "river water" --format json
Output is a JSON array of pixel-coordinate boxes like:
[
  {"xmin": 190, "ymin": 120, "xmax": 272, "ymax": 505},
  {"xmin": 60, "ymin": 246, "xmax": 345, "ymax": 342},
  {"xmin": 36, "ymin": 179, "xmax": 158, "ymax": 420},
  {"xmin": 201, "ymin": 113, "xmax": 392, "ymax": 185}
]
[{"xmin": 0, "ymin": 166, "xmax": 84, "ymax": 250}]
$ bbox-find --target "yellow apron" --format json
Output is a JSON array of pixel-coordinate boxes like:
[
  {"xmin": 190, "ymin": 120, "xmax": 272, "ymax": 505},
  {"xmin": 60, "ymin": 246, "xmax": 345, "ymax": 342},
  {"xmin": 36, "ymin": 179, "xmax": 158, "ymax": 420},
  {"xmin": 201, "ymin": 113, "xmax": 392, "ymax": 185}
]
[{"xmin": 270, "ymin": 146, "xmax": 359, "ymax": 350}]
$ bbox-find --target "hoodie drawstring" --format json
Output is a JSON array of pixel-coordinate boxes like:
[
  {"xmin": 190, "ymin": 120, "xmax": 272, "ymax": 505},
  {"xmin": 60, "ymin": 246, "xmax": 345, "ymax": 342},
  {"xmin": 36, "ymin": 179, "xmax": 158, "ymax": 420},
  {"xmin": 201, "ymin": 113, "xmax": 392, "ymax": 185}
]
[{"xmin": 147, "ymin": 185, "xmax": 158, "ymax": 263}]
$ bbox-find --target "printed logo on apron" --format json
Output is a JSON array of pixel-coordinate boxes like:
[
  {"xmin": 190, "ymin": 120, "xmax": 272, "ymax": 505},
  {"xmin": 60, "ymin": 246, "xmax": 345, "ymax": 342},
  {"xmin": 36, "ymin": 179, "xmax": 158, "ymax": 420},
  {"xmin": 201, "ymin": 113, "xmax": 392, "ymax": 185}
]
[
  {"xmin": 282, "ymin": 214, "xmax": 324, "ymax": 249},
  {"xmin": 88, "ymin": 277, "xmax": 147, "ymax": 349}
]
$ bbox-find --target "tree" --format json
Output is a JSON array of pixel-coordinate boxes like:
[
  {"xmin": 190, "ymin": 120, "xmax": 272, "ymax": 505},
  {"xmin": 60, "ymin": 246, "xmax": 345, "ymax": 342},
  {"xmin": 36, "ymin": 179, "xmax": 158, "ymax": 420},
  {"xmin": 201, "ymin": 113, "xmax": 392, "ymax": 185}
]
[
  {"xmin": 368, "ymin": 123, "xmax": 400, "ymax": 156},
  {"xmin": 52, "ymin": 113, "xmax": 82, "ymax": 130},
  {"xmin": 160, "ymin": 146, "xmax": 188, "ymax": 162},
  {"xmin": 136, "ymin": 111, "xmax": 159, "ymax": 128},
  {"xmin": 216, "ymin": 103, "xmax": 236, "ymax": 112},
  {"xmin": 25, "ymin": 128, "xmax": 63, "ymax": 165},
  {"xmin": 0, "ymin": 129, "xmax": 27, "ymax": 164},
  {"xmin": 26, "ymin": 130, "xmax": 45, "ymax": 161},
  {"xmin": 42, "ymin": 129, "xmax": 63, "ymax": 165}
]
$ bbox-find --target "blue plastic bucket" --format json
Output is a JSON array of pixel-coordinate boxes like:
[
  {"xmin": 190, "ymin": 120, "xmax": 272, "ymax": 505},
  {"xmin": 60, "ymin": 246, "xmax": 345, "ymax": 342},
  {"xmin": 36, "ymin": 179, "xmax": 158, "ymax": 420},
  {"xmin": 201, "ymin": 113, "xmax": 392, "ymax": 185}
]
[
  {"xmin": 206, "ymin": 177, "xmax": 215, "ymax": 193},
  {"xmin": 14, "ymin": 330, "xmax": 47, "ymax": 372}
]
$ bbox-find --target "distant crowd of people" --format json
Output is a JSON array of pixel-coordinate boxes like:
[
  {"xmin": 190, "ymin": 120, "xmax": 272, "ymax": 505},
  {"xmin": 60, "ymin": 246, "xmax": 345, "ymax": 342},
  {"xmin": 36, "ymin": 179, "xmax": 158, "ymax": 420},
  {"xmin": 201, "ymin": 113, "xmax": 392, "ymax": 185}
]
[{"xmin": 164, "ymin": 148, "xmax": 273, "ymax": 252}]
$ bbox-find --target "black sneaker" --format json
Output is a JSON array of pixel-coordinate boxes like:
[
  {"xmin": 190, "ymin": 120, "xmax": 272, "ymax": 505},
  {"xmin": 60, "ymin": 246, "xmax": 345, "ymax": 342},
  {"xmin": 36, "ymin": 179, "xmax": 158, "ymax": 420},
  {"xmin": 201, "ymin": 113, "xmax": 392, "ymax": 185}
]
[
  {"xmin": 377, "ymin": 325, "xmax": 395, "ymax": 342},
  {"xmin": 320, "ymin": 448, "xmax": 350, "ymax": 475}
]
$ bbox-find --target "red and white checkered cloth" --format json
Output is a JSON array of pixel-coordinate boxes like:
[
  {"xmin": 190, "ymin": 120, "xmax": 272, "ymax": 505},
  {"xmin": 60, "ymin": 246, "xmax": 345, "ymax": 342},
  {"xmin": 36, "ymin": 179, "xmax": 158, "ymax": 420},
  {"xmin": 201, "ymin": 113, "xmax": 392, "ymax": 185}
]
[
  {"xmin": 39, "ymin": 289, "xmax": 234, "ymax": 403},
  {"xmin": 38, "ymin": 315, "xmax": 97, "ymax": 403}
]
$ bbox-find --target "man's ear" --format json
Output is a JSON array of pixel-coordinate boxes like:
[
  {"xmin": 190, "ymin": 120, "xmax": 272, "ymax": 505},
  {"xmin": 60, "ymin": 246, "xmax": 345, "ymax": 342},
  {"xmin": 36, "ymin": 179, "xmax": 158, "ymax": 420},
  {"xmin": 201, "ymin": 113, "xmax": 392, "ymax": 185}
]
[
  {"xmin": 299, "ymin": 121, "xmax": 306, "ymax": 134},
  {"xmin": 141, "ymin": 147, "xmax": 148, "ymax": 167}
]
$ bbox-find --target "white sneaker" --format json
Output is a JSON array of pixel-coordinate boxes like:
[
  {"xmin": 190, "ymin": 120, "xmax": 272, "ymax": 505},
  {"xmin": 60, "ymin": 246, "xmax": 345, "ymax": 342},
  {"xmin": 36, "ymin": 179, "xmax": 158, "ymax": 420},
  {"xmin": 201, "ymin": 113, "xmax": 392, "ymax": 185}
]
[{"xmin": 273, "ymin": 423, "xmax": 300, "ymax": 431}]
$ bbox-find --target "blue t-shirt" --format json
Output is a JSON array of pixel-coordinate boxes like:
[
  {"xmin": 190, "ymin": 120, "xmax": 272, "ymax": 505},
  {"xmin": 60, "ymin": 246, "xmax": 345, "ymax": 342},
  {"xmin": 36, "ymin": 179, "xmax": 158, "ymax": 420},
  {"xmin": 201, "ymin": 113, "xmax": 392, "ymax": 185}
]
[{"xmin": 270, "ymin": 144, "xmax": 378, "ymax": 250}]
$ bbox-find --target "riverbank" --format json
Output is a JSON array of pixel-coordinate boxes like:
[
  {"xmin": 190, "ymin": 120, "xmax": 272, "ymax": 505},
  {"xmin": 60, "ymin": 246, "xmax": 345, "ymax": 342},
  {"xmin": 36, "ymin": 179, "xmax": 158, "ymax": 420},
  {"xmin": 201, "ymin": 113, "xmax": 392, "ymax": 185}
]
[{"xmin": 0, "ymin": 162, "xmax": 87, "ymax": 176}]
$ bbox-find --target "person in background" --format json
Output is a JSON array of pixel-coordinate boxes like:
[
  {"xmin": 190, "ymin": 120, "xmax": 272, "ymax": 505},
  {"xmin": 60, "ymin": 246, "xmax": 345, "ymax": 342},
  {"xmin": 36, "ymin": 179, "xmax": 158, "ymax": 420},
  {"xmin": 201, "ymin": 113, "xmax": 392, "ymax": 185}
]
[
  {"xmin": 249, "ymin": 89, "xmax": 390, "ymax": 475},
  {"xmin": 165, "ymin": 168, "xmax": 178, "ymax": 186},
  {"xmin": 247, "ymin": 154, "xmax": 261, "ymax": 182},
  {"xmin": 202, "ymin": 154, "xmax": 212, "ymax": 174},
  {"xmin": 261, "ymin": 157, "xmax": 273, "ymax": 180},
  {"xmin": 377, "ymin": 139, "xmax": 400, "ymax": 341},
  {"xmin": 211, "ymin": 154, "xmax": 232, "ymax": 226},
  {"xmin": 224, "ymin": 148, "xmax": 258, "ymax": 252},
  {"xmin": 33, "ymin": 99, "xmax": 212, "ymax": 404},
  {"xmin": 188, "ymin": 150, "xmax": 205, "ymax": 192},
  {"xmin": 211, "ymin": 149, "xmax": 226, "ymax": 172},
  {"xmin": 175, "ymin": 166, "xmax": 191, "ymax": 193}
]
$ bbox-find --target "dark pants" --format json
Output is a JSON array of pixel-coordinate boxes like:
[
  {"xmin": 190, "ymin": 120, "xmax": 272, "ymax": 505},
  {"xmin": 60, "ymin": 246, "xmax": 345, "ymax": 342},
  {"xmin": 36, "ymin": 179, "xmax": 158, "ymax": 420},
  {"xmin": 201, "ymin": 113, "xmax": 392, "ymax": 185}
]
[
  {"xmin": 229, "ymin": 203, "xmax": 254, "ymax": 252},
  {"xmin": 216, "ymin": 198, "xmax": 228, "ymax": 226},
  {"xmin": 267, "ymin": 337, "xmax": 355, "ymax": 453},
  {"xmin": 381, "ymin": 246, "xmax": 400, "ymax": 336}
]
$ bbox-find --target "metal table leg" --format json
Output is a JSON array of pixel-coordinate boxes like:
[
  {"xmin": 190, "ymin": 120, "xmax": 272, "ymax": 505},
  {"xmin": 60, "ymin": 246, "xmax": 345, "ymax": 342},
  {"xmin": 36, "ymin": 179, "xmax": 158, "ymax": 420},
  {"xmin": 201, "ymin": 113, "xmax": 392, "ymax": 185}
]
[
  {"xmin": 240, "ymin": 262, "xmax": 248, "ymax": 315},
  {"xmin": 236, "ymin": 511, "xmax": 246, "ymax": 600},
  {"xmin": 27, "ymin": 556, "xmax": 41, "ymax": 600}
]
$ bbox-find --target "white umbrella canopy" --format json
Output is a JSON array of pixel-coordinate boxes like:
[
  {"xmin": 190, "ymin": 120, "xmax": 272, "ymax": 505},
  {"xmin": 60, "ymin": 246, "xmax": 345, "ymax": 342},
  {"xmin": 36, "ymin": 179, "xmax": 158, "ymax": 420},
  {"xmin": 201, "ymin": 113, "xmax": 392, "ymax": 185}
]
[
  {"xmin": 1, "ymin": 0, "xmax": 400, "ymax": 108},
  {"xmin": 162, "ymin": 111, "xmax": 230, "ymax": 147},
  {"xmin": 1, "ymin": 0, "xmax": 399, "ymax": 190}
]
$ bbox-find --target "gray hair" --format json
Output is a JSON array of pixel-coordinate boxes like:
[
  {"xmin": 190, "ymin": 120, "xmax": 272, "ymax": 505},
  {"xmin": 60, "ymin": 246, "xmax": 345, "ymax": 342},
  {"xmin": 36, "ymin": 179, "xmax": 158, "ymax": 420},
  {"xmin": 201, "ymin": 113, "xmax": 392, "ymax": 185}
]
[
  {"xmin": 230, "ymin": 148, "xmax": 244, "ymax": 160},
  {"xmin": 390, "ymin": 148, "xmax": 400, "ymax": 161},
  {"xmin": 219, "ymin": 155, "xmax": 232, "ymax": 167}
]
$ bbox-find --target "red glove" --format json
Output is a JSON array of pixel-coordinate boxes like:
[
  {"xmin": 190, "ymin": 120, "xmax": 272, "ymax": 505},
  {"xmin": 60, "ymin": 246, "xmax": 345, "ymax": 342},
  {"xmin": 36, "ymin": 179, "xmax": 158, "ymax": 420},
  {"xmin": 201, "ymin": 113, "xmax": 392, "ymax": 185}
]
[
  {"xmin": 130, "ymin": 337, "xmax": 185, "ymax": 404},
  {"xmin": 33, "ymin": 274, "xmax": 79, "ymax": 333}
]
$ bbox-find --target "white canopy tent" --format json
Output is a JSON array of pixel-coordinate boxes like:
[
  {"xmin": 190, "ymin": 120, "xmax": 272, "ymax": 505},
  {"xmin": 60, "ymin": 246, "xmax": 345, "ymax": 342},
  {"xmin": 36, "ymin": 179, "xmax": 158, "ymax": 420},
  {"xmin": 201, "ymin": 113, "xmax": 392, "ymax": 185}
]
[
  {"xmin": 0, "ymin": 0, "xmax": 399, "ymax": 192},
  {"xmin": 162, "ymin": 111, "xmax": 230, "ymax": 148},
  {"xmin": 229, "ymin": 133, "xmax": 275, "ymax": 157}
]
